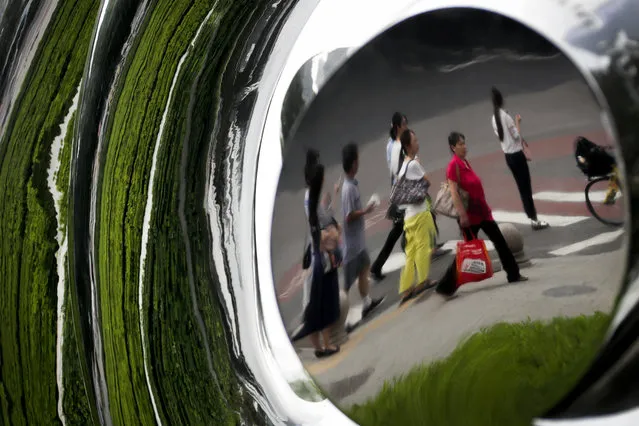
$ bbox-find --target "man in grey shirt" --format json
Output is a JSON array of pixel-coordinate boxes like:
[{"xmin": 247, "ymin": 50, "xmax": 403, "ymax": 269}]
[{"xmin": 341, "ymin": 143, "xmax": 385, "ymax": 320}]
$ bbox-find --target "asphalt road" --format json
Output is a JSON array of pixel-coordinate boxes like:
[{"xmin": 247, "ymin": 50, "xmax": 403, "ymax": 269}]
[{"xmin": 270, "ymin": 46, "xmax": 624, "ymax": 335}]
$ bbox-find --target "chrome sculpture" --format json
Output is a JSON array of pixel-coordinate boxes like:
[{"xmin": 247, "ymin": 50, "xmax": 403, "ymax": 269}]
[{"xmin": 0, "ymin": 0, "xmax": 637, "ymax": 425}]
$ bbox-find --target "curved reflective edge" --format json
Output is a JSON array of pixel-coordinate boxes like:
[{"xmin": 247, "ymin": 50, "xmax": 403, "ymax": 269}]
[
  {"xmin": 253, "ymin": 0, "xmax": 639, "ymax": 424},
  {"xmin": 69, "ymin": 0, "xmax": 325, "ymax": 424},
  {"xmin": 213, "ymin": 0, "xmax": 355, "ymax": 424},
  {"xmin": 537, "ymin": 406, "xmax": 639, "ymax": 426}
]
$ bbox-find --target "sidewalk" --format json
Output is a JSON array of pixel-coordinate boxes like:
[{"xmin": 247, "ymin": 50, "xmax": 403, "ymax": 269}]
[{"xmin": 295, "ymin": 249, "xmax": 624, "ymax": 408}]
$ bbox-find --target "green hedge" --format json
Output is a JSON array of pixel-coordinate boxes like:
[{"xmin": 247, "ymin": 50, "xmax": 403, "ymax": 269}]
[{"xmin": 348, "ymin": 312, "xmax": 610, "ymax": 426}]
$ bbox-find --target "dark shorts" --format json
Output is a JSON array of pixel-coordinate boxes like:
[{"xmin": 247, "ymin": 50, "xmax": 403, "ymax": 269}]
[{"xmin": 343, "ymin": 250, "xmax": 371, "ymax": 292}]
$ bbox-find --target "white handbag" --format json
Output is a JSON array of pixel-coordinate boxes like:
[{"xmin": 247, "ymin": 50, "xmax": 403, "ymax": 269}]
[{"xmin": 432, "ymin": 163, "xmax": 469, "ymax": 218}]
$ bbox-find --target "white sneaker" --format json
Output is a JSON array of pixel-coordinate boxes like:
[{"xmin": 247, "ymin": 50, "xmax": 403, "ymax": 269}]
[{"xmin": 532, "ymin": 220, "xmax": 549, "ymax": 230}]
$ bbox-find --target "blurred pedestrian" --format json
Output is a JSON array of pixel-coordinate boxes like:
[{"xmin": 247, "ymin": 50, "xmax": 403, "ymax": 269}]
[
  {"xmin": 295, "ymin": 162, "xmax": 341, "ymax": 358},
  {"xmin": 436, "ymin": 132, "xmax": 528, "ymax": 297},
  {"xmin": 341, "ymin": 143, "xmax": 385, "ymax": 319},
  {"xmin": 395, "ymin": 129, "xmax": 439, "ymax": 304},
  {"xmin": 491, "ymin": 86, "xmax": 549, "ymax": 230},
  {"xmin": 371, "ymin": 112, "xmax": 408, "ymax": 281}
]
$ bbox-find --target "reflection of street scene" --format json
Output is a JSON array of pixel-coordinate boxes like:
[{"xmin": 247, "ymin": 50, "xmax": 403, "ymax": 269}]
[
  {"xmin": 271, "ymin": 10, "xmax": 626, "ymax": 425},
  {"xmin": 277, "ymin": 128, "xmax": 623, "ymax": 331}
]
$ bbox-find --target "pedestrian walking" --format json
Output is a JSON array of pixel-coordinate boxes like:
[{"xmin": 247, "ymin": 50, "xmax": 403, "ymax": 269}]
[
  {"xmin": 302, "ymin": 149, "xmax": 340, "ymax": 310},
  {"xmin": 371, "ymin": 113, "xmax": 446, "ymax": 281},
  {"xmin": 436, "ymin": 132, "xmax": 528, "ymax": 297},
  {"xmin": 294, "ymin": 162, "xmax": 341, "ymax": 358},
  {"xmin": 341, "ymin": 143, "xmax": 385, "ymax": 319},
  {"xmin": 395, "ymin": 129, "xmax": 439, "ymax": 304},
  {"xmin": 491, "ymin": 86, "xmax": 549, "ymax": 230},
  {"xmin": 370, "ymin": 112, "xmax": 408, "ymax": 280}
]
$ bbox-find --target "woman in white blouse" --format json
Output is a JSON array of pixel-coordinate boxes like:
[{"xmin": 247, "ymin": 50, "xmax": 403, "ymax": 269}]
[
  {"xmin": 491, "ymin": 87, "xmax": 549, "ymax": 230},
  {"xmin": 395, "ymin": 129, "xmax": 438, "ymax": 305}
]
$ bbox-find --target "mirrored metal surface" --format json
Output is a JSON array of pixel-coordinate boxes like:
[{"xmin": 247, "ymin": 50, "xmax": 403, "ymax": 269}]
[
  {"xmin": 1, "ymin": 0, "xmax": 639, "ymax": 425},
  {"xmin": 262, "ymin": 1, "xmax": 639, "ymax": 425},
  {"xmin": 271, "ymin": 7, "xmax": 628, "ymax": 425}
]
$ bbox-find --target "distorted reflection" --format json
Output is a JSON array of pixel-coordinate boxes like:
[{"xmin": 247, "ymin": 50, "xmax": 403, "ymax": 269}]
[{"xmin": 272, "ymin": 9, "xmax": 625, "ymax": 426}]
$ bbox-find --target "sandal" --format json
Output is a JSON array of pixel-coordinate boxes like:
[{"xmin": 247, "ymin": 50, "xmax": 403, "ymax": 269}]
[
  {"xmin": 326, "ymin": 345, "xmax": 340, "ymax": 354},
  {"xmin": 399, "ymin": 290, "xmax": 415, "ymax": 306},
  {"xmin": 314, "ymin": 345, "xmax": 340, "ymax": 358},
  {"xmin": 413, "ymin": 280, "xmax": 438, "ymax": 297}
]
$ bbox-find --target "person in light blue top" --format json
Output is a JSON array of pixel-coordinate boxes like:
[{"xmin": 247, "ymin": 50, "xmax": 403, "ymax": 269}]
[{"xmin": 341, "ymin": 143, "xmax": 385, "ymax": 320}]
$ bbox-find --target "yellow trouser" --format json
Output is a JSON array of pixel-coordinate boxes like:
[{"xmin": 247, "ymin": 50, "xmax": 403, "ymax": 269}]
[{"xmin": 399, "ymin": 209, "xmax": 437, "ymax": 294}]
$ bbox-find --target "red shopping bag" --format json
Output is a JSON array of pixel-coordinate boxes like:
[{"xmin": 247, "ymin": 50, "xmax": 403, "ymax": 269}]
[{"xmin": 456, "ymin": 234, "xmax": 494, "ymax": 287}]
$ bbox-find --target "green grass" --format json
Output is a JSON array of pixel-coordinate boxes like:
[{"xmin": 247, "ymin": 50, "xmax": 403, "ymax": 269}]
[
  {"xmin": 347, "ymin": 312, "xmax": 611, "ymax": 426},
  {"xmin": 0, "ymin": 1, "xmax": 99, "ymax": 424}
]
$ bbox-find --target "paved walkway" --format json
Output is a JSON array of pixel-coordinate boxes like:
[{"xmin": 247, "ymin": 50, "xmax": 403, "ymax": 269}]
[{"xmin": 294, "ymin": 250, "xmax": 624, "ymax": 408}]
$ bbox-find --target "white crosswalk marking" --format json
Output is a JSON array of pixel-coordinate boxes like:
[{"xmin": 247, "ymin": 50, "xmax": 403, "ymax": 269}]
[
  {"xmin": 492, "ymin": 210, "xmax": 589, "ymax": 227},
  {"xmin": 381, "ymin": 252, "xmax": 408, "ymax": 274},
  {"xmin": 528, "ymin": 189, "xmax": 625, "ymax": 256},
  {"xmin": 549, "ymin": 229, "xmax": 625, "ymax": 256},
  {"xmin": 533, "ymin": 190, "xmax": 622, "ymax": 203}
]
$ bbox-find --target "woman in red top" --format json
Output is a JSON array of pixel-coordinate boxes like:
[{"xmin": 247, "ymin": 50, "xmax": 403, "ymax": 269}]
[{"xmin": 435, "ymin": 132, "xmax": 528, "ymax": 297}]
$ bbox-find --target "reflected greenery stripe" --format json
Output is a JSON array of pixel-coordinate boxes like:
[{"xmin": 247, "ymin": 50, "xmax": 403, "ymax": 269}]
[
  {"xmin": 0, "ymin": 1, "xmax": 99, "ymax": 424},
  {"xmin": 1, "ymin": 0, "xmax": 295, "ymax": 423}
]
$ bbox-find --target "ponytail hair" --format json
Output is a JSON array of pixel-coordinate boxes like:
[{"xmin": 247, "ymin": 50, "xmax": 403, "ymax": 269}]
[
  {"xmin": 307, "ymin": 163, "xmax": 324, "ymax": 251},
  {"xmin": 491, "ymin": 86, "xmax": 504, "ymax": 142},
  {"xmin": 304, "ymin": 148, "xmax": 320, "ymax": 186},
  {"xmin": 389, "ymin": 112, "xmax": 407, "ymax": 140}
]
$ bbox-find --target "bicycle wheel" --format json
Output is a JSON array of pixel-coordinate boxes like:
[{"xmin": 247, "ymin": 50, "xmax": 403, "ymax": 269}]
[{"xmin": 585, "ymin": 176, "xmax": 625, "ymax": 227}]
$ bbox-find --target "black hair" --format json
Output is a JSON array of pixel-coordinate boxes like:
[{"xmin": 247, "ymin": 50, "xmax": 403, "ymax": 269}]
[
  {"xmin": 389, "ymin": 112, "xmax": 408, "ymax": 140},
  {"xmin": 307, "ymin": 163, "xmax": 324, "ymax": 252},
  {"xmin": 448, "ymin": 131, "xmax": 465, "ymax": 152},
  {"xmin": 491, "ymin": 86, "xmax": 504, "ymax": 142},
  {"xmin": 342, "ymin": 143, "xmax": 358, "ymax": 174},
  {"xmin": 304, "ymin": 148, "xmax": 320, "ymax": 186},
  {"xmin": 399, "ymin": 128, "xmax": 414, "ymax": 154}
]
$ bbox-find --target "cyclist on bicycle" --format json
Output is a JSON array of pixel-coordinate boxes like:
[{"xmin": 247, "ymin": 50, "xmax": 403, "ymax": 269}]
[{"xmin": 574, "ymin": 136, "xmax": 619, "ymax": 205}]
